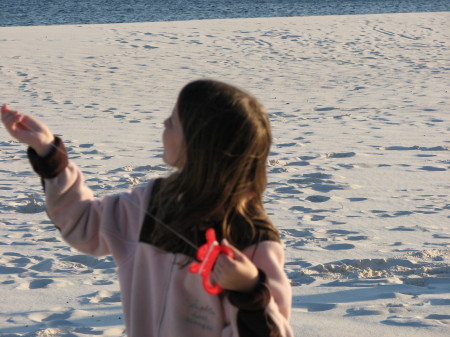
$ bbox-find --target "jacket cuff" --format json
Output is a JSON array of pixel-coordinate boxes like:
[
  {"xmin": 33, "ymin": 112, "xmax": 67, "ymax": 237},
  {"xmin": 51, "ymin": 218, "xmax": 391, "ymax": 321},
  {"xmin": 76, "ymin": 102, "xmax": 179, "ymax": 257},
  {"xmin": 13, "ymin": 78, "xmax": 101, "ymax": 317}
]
[
  {"xmin": 27, "ymin": 136, "xmax": 68, "ymax": 179},
  {"xmin": 227, "ymin": 269, "xmax": 271, "ymax": 310}
]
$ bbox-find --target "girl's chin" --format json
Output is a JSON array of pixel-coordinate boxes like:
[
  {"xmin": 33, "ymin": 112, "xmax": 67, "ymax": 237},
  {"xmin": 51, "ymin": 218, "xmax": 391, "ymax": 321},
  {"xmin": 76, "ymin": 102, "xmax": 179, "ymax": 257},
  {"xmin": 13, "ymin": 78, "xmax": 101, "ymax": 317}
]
[
  {"xmin": 162, "ymin": 152, "xmax": 170, "ymax": 164},
  {"xmin": 162, "ymin": 152, "xmax": 184, "ymax": 170},
  {"xmin": 162, "ymin": 156, "xmax": 177, "ymax": 169}
]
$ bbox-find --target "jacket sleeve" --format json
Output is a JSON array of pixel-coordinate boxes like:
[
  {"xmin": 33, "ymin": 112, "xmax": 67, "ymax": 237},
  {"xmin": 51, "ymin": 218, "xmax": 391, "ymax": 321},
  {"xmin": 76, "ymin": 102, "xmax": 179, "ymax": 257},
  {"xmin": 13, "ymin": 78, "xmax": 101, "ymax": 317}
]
[
  {"xmin": 224, "ymin": 241, "xmax": 294, "ymax": 337},
  {"xmin": 27, "ymin": 137, "xmax": 151, "ymax": 263}
]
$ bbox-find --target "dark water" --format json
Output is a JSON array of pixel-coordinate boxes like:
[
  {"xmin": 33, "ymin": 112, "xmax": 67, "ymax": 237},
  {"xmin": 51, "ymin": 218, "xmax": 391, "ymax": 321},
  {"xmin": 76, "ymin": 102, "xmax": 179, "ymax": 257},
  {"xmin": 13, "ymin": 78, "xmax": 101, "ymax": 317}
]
[{"xmin": 1, "ymin": 0, "xmax": 449, "ymax": 27}]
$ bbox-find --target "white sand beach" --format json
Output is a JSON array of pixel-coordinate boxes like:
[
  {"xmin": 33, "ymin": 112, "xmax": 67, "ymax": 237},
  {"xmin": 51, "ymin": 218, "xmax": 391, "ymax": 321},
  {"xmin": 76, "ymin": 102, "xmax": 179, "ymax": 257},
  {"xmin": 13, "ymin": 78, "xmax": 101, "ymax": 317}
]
[{"xmin": 1, "ymin": 12, "xmax": 449, "ymax": 337}]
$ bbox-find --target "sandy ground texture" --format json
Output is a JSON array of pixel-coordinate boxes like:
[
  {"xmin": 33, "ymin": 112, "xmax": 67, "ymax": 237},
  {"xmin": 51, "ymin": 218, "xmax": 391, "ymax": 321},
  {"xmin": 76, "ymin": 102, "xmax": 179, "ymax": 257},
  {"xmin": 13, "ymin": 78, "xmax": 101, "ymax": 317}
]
[{"xmin": 0, "ymin": 12, "xmax": 449, "ymax": 337}]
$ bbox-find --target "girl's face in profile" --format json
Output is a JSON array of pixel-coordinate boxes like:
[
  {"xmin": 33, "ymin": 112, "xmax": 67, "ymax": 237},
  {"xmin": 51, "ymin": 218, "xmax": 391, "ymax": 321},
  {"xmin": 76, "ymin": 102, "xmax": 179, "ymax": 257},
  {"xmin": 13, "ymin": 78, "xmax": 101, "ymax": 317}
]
[{"xmin": 162, "ymin": 107, "xmax": 185, "ymax": 169}]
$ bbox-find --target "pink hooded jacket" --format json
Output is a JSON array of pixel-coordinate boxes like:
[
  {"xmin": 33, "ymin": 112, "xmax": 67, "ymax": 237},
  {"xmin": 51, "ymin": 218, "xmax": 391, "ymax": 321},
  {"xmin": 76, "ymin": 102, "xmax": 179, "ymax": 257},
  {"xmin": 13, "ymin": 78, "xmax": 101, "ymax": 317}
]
[{"xmin": 28, "ymin": 137, "xmax": 294, "ymax": 337}]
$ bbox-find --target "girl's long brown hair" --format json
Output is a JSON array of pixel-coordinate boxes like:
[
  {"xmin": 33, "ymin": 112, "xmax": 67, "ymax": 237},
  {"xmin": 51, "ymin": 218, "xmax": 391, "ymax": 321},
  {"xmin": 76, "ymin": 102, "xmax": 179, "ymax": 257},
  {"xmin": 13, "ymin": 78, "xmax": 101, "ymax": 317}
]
[{"xmin": 149, "ymin": 79, "xmax": 279, "ymax": 257}]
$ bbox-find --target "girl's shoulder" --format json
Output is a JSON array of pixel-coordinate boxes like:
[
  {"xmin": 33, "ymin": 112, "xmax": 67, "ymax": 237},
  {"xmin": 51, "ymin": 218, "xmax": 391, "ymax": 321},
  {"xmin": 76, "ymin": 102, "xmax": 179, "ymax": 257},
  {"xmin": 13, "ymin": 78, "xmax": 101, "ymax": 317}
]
[{"xmin": 241, "ymin": 239, "xmax": 286, "ymax": 269}]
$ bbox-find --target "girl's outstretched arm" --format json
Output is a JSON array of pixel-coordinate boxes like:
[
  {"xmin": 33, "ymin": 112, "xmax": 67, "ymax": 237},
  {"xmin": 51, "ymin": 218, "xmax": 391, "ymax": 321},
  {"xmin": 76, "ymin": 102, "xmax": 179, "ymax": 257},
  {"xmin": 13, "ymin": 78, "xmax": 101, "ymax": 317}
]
[{"xmin": 1, "ymin": 104, "xmax": 54, "ymax": 156}]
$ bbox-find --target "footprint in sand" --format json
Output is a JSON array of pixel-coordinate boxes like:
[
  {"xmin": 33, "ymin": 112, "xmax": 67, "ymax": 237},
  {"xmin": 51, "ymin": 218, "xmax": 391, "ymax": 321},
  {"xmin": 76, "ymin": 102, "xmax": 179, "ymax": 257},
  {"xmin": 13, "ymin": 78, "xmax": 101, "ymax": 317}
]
[
  {"xmin": 143, "ymin": 44, "xmax": 158, "ymax": 49},
  {"xmin": 310, "ymin": 183, "xmax": 345, "ymax": 193},
  {"xmin": 293, "ymin": 299, "xmax": 337, "ymax": 312},
  {"xmin": 286, "ymin": 160, "xmax": 310, "ymax": 167},
  {"xmin": 326, "ymin": 229, "xmax": 358, "ymax": 236},
  {"xmin": 17, "ymin": 278, "xmax": 54, "ymax": 290},
  {"xmin": 381, "ymin": 317, "xmax": 433, "ymax": 328},
  {"xmin": 80, "ymin": 290, "xmax": 121, "ymax": 304},
  {"xmin": 287, "ymin": 172, "xmax": 348, "ymax": 194},
  {"xmin": 97, "ymin": 164, "xmax": 169, "ymax": 190},
  {"xmin": 347, "ymin": 235, "xmax": 369, "ymax": 241},
  {"xmin": 346, "ymin": 306, "xmax": 386, "ymax": 316},
  {"xmin": 275, "ymin": 186, "xmax": 303, "ymax": 195},
  {"xmin": 326, "ymin": 151, "xmax": 356, "ymax": 158},
  {"xmin": 277, "ymin": 142, "xmax": 298, "ymax": 148},
  {"xmin": 9, "ymin": 257, "xmax": 31, "ymax": 265},
  {"xmin": 347, "ymin": 197, "xmax": 368, "ymax": 202},
  {"xmin": 26, "ymin": 307, "xmax": 123, "ymax": 334},
  {"xmin": 305, "ymin": 195, "xmax": 330, "ymax": 203},
  {"xmin": 29, "ymin": 258, "xmax": 53, "ymax": 272},
  {"xmin": 14, "ymin": 194, "xmax": 46, "ymax": 214},
  {"xmin": 61, "ymin": 254, "xmax": 115, "ymax": 270},
  {"xmin": 324, "ymin": 243, "xmax": 356, "ymax": 250},
  {"xmin": 418, "ymin": 165, "xmax": 447, "ymax": 171},
  {"xmin": 29, "ymin": 311, "xmax": 71, "ymax": 323},
  {"xmin": 389, "ymin": 225, "xmax": 416, "ymax": 231},
  {"xmin": 0, "ymin": 266, "xmax": 27, "ymax": 274},
  {"xmin": 286, "ymin": 271, "xmax": 315, "ymax": 286},
  {"xmin": 314, "ymin": 106, "xmax": 337, "ymax": 112},
  {"xmin": 425, "ymin": 314, "xmax": 450, "ymax": 322},
  {"xmin": 28, "ymin": 309, "xmax": 88, "ymax": 333}
]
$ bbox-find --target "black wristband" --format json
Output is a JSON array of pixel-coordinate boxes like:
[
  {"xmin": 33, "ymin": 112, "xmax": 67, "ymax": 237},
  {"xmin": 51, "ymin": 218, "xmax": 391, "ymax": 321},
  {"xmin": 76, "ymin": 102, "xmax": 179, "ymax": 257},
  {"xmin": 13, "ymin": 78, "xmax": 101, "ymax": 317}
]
[
  {"xmin": 27, "ymin": 136, "xmax": 68, "ymax": 179},
  {"xmin": 227, "ymin": 269, "xmax": 271, "ymax": 311}
]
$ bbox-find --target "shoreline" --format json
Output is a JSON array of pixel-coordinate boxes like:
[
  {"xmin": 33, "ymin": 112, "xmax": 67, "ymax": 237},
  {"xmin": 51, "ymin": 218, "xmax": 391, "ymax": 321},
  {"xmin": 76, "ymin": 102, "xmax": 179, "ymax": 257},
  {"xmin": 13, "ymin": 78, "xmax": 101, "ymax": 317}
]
[{"xmin": 0, "ymin": 11, "xmax": 449, "ymax": 29}]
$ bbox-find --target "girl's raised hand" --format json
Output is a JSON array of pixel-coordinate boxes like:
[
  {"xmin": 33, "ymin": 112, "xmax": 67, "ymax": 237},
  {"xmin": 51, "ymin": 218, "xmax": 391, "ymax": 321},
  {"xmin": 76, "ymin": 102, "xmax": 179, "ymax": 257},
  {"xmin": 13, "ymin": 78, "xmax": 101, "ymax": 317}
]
[
  {"xmin": 1, "ymin": 104, "xmax": 55, "ymax": 156},
  {"xmin": 212, "ymin": 239, "xmax": 259, "ymax": 293}
]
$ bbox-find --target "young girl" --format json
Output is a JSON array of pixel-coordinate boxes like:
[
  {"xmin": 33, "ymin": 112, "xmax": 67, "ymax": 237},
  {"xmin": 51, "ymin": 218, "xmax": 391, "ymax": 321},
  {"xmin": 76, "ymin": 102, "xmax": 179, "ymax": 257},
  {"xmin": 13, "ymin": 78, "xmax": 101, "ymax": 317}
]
[{"xmin": 1, "ymin": 80, "xmax": 293, "ymax": 337}]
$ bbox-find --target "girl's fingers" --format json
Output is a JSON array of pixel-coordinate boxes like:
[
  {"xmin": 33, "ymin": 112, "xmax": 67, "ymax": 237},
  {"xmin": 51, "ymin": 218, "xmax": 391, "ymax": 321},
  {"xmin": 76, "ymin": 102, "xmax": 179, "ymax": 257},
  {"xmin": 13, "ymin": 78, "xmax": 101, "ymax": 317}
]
[
  {"xmin": 1, "ymin": 104, "xmax": 19, "ymax": 119},
  {"xmin": 1, "ymin": 106, "xmax": 48, "ymax": 146},
  {"xmin": 18, "ymin": 114, "xmax": 39, "ymax": 132},
  {"xmin": 2, "ymin": 106, "xmax": 47, "ymax": 134},
  {"xmin": 2, "ymin": 111, "xmax": 21, "ymax": 131},
  {"xmin": 1, "ymin": 105, "xmax": 53, "ymax": 155},
  {"xmin": 1, "ymin": 105, "xmax": 19, "ymax": 122},
  {"xmin": 1, "ymin": 104, "xmax": 10, "ymax": 113},
  {"xmin": 221, "ymin": 239, "xmax": 245, "ymax": 262}
]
